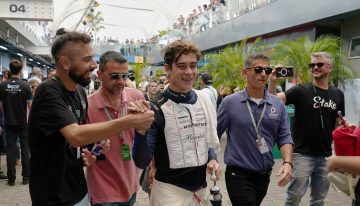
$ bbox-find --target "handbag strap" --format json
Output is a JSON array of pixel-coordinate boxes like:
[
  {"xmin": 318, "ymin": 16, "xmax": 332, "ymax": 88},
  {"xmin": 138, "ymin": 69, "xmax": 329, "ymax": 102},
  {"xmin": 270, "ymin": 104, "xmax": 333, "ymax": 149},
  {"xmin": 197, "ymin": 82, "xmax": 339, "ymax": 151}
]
[{"xmin": 347, "ymin": 173, "xmax": 356, "ymax": 200}]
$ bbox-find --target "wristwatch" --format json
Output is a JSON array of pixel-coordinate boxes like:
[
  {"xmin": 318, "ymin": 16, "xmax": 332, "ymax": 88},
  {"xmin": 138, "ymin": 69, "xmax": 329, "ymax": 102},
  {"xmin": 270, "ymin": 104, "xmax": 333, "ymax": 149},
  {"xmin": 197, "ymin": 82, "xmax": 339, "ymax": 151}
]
[{"xmin": 283, "ymin": 161, "xmax": 293, "ymax": 168}]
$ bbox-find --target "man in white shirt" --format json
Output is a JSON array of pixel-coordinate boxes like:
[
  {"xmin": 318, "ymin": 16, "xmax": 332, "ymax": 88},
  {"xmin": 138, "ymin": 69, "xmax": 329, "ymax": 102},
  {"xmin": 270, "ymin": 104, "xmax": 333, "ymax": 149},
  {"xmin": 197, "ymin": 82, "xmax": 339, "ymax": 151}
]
[{"xmin": 200, "ymin": 73, "xmax": 219, "ymax": 110}]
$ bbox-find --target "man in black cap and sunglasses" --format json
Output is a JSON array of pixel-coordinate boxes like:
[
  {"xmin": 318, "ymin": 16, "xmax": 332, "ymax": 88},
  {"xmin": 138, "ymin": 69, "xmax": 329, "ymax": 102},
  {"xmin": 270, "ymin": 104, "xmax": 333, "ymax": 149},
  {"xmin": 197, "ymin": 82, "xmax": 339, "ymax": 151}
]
[
  {"xmin": 217, "ymin": 53, "xmax": 293, "ymax": 206},
  {"xmin": 268, "ymin": 52, "xmax": 345, "ymax": 206}
]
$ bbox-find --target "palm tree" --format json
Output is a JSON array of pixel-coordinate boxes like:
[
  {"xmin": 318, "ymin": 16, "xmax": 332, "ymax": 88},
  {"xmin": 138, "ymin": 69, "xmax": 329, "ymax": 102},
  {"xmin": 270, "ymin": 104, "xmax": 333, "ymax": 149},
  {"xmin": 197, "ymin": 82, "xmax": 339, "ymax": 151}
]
[
  {"xmin": 202, "ymin": 37, "xmax": 263, "ymax": 90},
  {"xmin": 269, "ymin": 34, "xmax": 354, "ymax": 86},
  {"xmin": 85, "ymin": 11, "xmax": 105, "ymax": 37},
  {"xmin": 130, "ymin": 63, "xmax": 146, "ymax": 88}
]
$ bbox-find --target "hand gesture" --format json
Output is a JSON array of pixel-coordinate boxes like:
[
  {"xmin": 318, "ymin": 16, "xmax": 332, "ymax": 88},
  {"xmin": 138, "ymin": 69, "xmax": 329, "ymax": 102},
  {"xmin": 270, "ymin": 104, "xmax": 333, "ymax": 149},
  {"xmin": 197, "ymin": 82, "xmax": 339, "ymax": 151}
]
[
  {"xmin": 148, "ymin": 160, "xmax": 156, "ymax": 191},
  {"xmin": 100, "ymin": 139, "xmax": 111, "ymax": 154},
  {"xmin": 82, "ymin": 148, "xmax": 96, "ymax": 167},
  {"xmin": 128, "ymin": 100, "xmax": 150, "ymax": 114},
  {"xmin": 269, "ymin": 64, "xmax": 285, "ymax": 83},
  {"xmin": 207, "ymin": 160, "xmax": 221, "ymax": 181},
  {"xmin": 276, "ymin": 162, "xmax": 292, "ymax": 187}
]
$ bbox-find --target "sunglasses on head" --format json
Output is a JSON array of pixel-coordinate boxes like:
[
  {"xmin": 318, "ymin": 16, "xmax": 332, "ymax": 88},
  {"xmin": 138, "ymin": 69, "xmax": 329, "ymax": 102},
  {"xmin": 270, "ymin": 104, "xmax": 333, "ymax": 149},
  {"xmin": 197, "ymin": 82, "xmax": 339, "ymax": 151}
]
[
  {"xmin": 248, "ymin": 66, "xmax": 273, "ymax": 75},
  {"xmin": 308, "ymin": 63, "xmax": 329, "ymax": 69},
  {"xmin": 104, "ymin": 72, "xmax": 129, "ymax": 80}
]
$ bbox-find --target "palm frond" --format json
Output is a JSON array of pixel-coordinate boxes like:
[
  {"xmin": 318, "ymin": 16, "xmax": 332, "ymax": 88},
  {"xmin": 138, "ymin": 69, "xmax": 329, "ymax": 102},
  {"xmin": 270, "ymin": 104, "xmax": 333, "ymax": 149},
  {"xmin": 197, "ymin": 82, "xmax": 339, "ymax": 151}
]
[{"xmin": 270, "ymin": 34, "xmax": 353, "ymax": 86}]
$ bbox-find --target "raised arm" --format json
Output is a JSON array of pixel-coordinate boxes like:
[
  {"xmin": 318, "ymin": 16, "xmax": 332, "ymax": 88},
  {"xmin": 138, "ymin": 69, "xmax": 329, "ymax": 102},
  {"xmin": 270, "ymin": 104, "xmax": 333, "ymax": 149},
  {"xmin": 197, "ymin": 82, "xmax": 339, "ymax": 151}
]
[
  {"xmin": 268, "ymin": 69, "xmax": 287, "ymax": 103},
  {"xmin": 61, "ymin": 100, "xmax": 154, "ymax": 147}
]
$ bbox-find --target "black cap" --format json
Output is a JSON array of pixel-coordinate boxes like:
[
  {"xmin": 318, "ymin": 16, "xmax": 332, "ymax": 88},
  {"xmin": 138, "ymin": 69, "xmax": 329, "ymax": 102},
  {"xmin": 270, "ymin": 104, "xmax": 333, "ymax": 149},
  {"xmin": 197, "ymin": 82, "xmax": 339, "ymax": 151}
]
[{"xmin": 200, "ymin": 73, "xmax": 212, "ymax": 85}]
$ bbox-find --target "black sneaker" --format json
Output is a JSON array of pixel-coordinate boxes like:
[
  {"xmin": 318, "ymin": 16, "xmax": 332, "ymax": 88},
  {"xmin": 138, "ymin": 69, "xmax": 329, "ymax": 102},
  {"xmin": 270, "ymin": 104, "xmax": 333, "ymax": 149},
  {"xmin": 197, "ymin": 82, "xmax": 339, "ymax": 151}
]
[
  {"xmin": 23, "ymin": 178, "xmax": 29, "ymax": 185},
  {"xmin": 8, "ymin": 179, "xmax": 15, "ymax": 186},
  {"xmin": 0, "ymin": 171, "xmax": 7, "ymax": 180}
]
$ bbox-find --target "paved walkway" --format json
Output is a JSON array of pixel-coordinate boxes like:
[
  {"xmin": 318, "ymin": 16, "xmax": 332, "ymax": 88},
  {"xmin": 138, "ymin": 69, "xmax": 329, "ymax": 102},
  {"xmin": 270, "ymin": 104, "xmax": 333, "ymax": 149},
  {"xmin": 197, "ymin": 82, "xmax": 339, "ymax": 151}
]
[{"xmin": 0, "ymin": 137, "xmax": 353, "ymax": 206}]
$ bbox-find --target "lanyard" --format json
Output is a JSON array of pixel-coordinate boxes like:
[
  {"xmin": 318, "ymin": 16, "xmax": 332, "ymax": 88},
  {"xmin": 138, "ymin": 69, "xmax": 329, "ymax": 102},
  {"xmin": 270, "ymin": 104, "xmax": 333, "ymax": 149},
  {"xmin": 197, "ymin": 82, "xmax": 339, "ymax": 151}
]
[
  {"xmin": 246, "ymin": 100, "xmax": 267, "ymax": 138},
  {"xmin": 312, "ymin": 84, "xmax": 324, "ymax": 129},
  {"xmin": 103, "ymin": 106, "xmax": 124, "ymax": 139}
]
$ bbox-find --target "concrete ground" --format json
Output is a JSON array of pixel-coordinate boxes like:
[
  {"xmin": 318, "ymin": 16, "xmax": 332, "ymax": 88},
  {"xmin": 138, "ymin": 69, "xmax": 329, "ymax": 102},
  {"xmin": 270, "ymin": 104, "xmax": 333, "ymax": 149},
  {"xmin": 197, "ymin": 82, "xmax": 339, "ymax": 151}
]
[{"xmin": 0, "ymin": 136, "xmax": 353, "ymax": 206}]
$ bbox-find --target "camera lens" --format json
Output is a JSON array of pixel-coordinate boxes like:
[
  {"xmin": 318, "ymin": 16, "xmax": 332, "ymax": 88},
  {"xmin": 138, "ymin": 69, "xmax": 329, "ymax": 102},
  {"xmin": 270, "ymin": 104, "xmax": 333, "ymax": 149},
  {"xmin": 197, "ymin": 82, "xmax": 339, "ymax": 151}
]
[{"xmin": 280, "ymin": 68, "xmax": 287, "ymax": 76}]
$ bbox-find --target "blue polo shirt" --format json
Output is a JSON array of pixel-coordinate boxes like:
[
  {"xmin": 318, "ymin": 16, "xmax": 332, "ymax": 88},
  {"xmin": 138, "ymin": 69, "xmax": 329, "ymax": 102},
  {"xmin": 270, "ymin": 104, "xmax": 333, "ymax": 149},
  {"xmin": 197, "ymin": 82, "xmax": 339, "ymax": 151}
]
[{"xmin": 217, "ymin": 89, "xmax": 293, "ymax": 172}]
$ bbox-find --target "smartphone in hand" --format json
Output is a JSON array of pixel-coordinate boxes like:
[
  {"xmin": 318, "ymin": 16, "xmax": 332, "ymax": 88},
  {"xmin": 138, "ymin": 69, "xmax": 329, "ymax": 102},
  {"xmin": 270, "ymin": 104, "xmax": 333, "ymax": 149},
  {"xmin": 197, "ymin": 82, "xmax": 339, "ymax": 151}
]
[{"xmin": 337, "ymin": 111, "xmax": 348, "ymax": 127}]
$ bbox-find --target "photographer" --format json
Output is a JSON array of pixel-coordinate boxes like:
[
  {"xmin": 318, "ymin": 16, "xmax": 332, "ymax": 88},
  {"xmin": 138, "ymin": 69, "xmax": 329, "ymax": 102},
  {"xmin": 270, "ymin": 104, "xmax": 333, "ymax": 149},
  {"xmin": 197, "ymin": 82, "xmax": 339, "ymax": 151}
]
[{"xmin": 268, "ymin": 52, "xmax": 346, "ymax": 206}]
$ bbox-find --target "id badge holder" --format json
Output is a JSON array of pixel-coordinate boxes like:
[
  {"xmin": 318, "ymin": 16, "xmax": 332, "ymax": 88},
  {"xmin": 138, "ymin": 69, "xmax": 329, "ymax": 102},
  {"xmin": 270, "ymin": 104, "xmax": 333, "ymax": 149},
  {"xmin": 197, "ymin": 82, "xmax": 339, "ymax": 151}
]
[
  {"xmin": 121, "ymin": 144, "xmax": 131, "ymax": 161},
  {"xmin": 256, "ymin": 135, "xmax": 269, "ymax": 154}
]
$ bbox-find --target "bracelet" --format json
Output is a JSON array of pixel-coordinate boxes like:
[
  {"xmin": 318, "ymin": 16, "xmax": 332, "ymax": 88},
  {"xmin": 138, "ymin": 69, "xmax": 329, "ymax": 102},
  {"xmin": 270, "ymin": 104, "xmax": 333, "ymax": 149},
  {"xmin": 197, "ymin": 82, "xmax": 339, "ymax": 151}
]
[{"xmin": 283, "ymin": 161, "xmax": 293, "ymax": 168}]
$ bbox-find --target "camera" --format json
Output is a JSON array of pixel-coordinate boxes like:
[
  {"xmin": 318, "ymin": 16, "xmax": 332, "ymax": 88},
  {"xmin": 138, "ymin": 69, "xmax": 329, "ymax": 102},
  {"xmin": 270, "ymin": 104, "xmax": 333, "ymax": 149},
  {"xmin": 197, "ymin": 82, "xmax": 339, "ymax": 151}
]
[{"xmin": 275, "ymin": 67, "xmax": 294, "ymax": 77}]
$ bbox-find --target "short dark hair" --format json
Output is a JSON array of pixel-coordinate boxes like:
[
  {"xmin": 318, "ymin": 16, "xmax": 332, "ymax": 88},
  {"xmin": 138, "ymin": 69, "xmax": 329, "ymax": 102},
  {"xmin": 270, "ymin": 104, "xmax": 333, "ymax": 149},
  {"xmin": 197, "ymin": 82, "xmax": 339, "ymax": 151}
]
[
  {"xmin": 162, "ymin": 40, "xmax": 201, "ymax": 66},
  {"xmin": 56, "ymin": 28, "xmax": 67, "ymax": 36},
  {"xmin": 200, "ymin": 73, "xmax": 212, "ymax": 85},
  {"xmin": 244, "ymin": 53, "xmax": 270, "ymax": 68},
  {"xmin": 99, "ymin": 51, "xmax": 127, "ymax": 71},
  {"xmin": 9, "ymin": 60, "xmax": 23, "ymax": 75},
  {"xmin": 51, "ymin": 29, "xmax": 92, "ymax": 63}
]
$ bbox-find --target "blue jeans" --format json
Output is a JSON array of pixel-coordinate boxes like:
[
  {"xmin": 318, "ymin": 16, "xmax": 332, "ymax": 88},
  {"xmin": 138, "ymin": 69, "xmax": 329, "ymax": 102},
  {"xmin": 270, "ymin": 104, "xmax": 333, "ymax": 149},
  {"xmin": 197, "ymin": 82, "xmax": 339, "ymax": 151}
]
[
  {"xmin": 285, "ymin": 153, "xmax": 330, "ymax": 206},
  {"xmin": 93, "ymin": 193, "xmax": 136, "ymax": 206}
]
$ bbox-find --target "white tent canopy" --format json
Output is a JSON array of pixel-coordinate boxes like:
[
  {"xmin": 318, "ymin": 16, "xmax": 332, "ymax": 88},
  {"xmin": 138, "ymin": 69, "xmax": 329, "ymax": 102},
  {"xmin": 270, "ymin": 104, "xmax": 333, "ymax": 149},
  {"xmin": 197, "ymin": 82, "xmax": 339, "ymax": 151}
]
[{"xmin": 51, "ymin": 0, "xmax": 209, "ymax": 42}]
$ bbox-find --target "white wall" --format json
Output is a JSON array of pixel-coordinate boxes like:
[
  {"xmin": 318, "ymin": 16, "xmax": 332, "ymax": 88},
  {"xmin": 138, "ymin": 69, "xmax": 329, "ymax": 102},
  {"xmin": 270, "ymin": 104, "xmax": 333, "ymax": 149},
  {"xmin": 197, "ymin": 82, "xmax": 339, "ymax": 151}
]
[
  {"xmin": 342, "ymin": 14, "xmax": 360, "ymax": 78},
  {"xmin": 340, "ymin": 79, "xmax": 360, "ymax": 125}
]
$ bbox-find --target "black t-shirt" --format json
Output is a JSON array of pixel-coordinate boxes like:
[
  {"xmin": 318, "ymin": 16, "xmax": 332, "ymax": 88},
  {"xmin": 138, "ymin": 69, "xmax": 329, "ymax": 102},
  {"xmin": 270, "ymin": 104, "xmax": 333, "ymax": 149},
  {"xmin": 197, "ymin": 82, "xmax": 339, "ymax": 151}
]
[
  {"xmin": 285, "ymin": 83, "xmax": 345, "ymax": 156},
  {"xmin": 0, "ymin": 77, "xmax": 32, "ymax": 126},
  {"xmin": 28, "ymin": 78, "xmax": 88, "ymax": 206}
]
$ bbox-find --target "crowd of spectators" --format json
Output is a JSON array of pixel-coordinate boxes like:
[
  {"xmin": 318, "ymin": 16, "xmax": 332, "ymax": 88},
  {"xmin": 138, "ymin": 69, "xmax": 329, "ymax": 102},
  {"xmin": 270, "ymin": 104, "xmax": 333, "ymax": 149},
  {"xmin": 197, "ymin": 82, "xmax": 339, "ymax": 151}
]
[{"xmin": 92, "ymin": 0, "xmax": 276, "ymax": 57}]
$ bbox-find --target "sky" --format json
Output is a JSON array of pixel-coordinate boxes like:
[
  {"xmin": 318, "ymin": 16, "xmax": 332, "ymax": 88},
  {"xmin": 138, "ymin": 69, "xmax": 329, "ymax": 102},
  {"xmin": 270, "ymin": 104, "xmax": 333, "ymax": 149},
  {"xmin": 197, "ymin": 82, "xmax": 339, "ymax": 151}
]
[{"xmin": 51, "ymin": 0, "xmax": 209, "ymax": 42}]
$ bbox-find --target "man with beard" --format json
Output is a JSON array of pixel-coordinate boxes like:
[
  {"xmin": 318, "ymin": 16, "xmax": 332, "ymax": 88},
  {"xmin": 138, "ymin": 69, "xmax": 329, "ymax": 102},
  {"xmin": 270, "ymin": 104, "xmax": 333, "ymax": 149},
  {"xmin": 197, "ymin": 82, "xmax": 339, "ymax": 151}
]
[
  {"xmin": 133, "ymin": 40, "xmax": 220, "ymax": 206},
  {"xmin": 86, "ymin": 51, "xmax": 145, "ymax": 205},
  {"xmin": 28, "ymin": 31, "xmax": 154, "ymax": 206},
  {"xmin": 268, "ymin": 52, "xmax": 346, "ymax": 206}
]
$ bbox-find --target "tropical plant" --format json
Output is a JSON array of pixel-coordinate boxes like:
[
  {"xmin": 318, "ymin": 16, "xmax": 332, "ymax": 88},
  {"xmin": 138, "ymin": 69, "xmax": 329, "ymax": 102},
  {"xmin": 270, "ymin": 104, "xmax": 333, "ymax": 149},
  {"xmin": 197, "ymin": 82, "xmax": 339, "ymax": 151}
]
[
  {"xmin": 85, "ymin": 11, "xmax": 105, "ymax": 37},
  {"xmin": 158, "ymin": 29, "xmax": 169, "ymax": 37},
  {"xmin": 155, "ymin": 69, "xmax": 165, "ymax": 79},
  {"xmin": 130, "ymin": 63, "xmax": 145, "ymax": 87},
  {"xmin": 202, "ymin": 37, "xmax": 263, "ymax": 90},
  {"xmin": 268, "ymin": 34, "xmax": 353, "ymax": 86}
]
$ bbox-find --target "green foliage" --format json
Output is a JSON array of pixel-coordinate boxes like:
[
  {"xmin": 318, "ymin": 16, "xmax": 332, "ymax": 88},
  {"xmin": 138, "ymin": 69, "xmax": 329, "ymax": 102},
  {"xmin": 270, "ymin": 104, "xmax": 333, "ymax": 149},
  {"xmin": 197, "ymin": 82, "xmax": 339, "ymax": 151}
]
[
  {"xmin": 202, "ymin": 37, "xmax": 263, "ymax": 90},
  {"xmin": 201, "ymin": 34, "xmax": 354, "ymax": 90},
  {"xmin": 268, "ymin": 34, "xmax": 353, "ymax": 86},
  {"xmin": 130, "ymin": 63, "xmax": 145, "ymax": 87},
  {"xmin": 86, "ymin": 11, "xmax": 105, "ymax": 34},
  {"xmin": 155, "ymin": 69, "xmax": 165, "ymax": 79},
  {"xmin": 158, "ymin": 29, "xmax": 169, "ymax": 37}
]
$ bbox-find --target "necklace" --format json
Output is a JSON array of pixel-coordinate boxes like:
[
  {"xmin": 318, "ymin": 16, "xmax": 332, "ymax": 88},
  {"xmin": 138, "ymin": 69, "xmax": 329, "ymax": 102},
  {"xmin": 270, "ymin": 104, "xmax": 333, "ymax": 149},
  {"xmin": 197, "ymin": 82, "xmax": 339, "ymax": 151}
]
[{"xmin": 312, "ymin": 84, "xmax": 324, "ymax": 129}]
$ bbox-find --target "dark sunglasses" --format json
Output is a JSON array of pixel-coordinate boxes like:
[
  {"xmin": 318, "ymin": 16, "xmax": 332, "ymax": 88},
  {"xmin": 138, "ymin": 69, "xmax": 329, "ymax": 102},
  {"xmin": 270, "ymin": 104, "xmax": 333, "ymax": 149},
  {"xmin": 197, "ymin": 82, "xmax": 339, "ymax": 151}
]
[
  {"xmin": 308, "ymin": 63, "xmax": 329, "ymax": 69},
  {"xmin": 248, "ymin": 66, "xmax": 273, "ymax": 75},
  {"xmin": 104, "ymin": 72, "xmax": 129, "ymax": 80}
]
